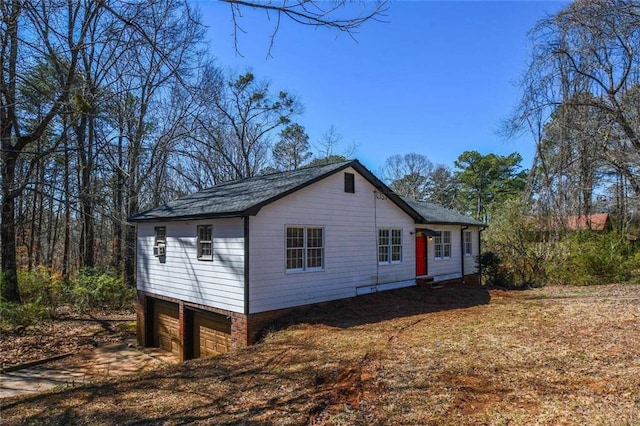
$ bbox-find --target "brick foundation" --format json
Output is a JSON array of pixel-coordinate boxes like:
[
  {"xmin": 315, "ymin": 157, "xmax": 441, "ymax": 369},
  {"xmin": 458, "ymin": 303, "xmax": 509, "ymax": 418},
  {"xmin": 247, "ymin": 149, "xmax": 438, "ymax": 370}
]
[
  {"xmin": 229, "ymin": 312, "xmax": 248, "ymax": 349},
  {"xmin": 136, "ymin": 291, "xmax": 147, "ymax": 347},
  {"xmin": 139, "ymin": 277, "xmax": 483, "ymax": 358}
]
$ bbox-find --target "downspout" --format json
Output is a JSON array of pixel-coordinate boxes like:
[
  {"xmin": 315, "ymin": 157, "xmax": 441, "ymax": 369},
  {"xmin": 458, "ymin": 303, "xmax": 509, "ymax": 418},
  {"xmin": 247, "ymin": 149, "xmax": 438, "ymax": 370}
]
[
  {"xmin": 244, "ymin": 216, "xmax": 250, "ymax": 315},
  {"xmin": 374, "ymin": 190, "xmax": 379, "ymax": 286},
  {"xmin": 478, "ymin": 226, "xmax": 486, "ymax": 285},
  {"xmin": 461, "ymin": 226, "xmax": 469, "ymax": 283}
]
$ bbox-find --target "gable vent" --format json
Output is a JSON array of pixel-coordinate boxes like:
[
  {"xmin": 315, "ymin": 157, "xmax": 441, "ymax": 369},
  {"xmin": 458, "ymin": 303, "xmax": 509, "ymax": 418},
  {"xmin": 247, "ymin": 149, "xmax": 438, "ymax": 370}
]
[{"xmin": 344, "ymin": 173, "xmax": 355, "ymax": 193}]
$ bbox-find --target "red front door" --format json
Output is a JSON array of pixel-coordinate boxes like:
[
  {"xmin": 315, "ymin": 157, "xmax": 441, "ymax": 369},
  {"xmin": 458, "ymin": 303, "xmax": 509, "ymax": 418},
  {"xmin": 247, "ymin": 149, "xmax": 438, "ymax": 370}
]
[{"xmin": 416, "ymin": 232, "xmax": 427, "ymax": 276}]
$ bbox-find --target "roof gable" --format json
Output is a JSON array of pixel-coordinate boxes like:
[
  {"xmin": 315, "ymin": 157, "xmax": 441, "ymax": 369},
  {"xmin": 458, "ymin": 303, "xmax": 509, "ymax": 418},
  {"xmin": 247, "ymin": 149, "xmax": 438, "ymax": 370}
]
[{"xmin": 129, "ymin": 160, "xmax": 424, "ymax": 223}]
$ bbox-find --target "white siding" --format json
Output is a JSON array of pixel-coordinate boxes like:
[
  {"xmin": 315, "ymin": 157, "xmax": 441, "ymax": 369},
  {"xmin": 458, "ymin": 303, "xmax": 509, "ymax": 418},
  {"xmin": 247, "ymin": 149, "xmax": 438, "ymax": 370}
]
[
  {"xmin": 463, "ymin": 227, "xmax": 480, "ymax": 275},
  {"xmin": 249, "ymin": 167, "xmax": 416, "ymax": 313},
  {"xmin": 136, "ymin": 218, "xmax": 245, "ymax": 313},
  {"xmin": 424, "ymin": 225, "xmax": 463, "ymax": 280}
]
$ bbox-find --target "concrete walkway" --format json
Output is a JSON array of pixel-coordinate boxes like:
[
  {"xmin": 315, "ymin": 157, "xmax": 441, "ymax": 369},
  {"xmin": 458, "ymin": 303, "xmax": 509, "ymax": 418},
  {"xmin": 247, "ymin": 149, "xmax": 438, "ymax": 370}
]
[{"xmin": 0, "ymin": 340, "xmax": 178, "ymax": 399}]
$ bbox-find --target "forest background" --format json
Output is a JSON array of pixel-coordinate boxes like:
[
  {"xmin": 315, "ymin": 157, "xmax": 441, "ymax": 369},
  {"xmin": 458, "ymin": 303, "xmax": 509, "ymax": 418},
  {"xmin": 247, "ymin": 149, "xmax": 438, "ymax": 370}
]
[{"xmin": 2, "ymin": 0, "xmax": 640, "ymax": 319}]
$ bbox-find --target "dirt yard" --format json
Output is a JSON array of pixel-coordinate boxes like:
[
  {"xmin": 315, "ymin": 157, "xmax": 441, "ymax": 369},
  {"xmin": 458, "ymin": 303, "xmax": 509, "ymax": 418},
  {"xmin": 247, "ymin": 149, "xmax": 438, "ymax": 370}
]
[
  {"xmin": 0, "ymin": 307, "xmax": 136, "ymax": 369},
  {"xmin": 1, "ymin": 283, "xmax": 639, "ymax": 425}
]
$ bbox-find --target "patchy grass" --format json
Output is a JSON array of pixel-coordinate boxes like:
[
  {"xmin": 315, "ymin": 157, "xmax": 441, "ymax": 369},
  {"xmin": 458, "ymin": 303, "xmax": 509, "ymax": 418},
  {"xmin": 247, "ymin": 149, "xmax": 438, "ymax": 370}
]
[{"xmin": 2, "ymin": 283, "xmax": 639, "ymax": 425}]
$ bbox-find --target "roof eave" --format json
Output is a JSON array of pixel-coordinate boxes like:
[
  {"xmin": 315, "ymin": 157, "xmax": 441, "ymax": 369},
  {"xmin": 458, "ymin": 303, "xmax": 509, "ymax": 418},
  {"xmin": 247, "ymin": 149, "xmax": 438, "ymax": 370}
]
[
  {"xmin": 127, "ymin": 210, "xmax": 248, "ymax": 223},
  {"xmin": 420, "ymin": 221, "xmax": 487, "ymax": 227}
]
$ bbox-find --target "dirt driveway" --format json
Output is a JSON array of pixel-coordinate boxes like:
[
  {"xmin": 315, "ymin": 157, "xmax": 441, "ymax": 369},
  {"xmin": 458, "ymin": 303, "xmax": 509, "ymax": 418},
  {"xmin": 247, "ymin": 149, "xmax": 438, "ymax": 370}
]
[{"xmin": 0, "ymin": 340, "xmax": 178, "ymax": 399}]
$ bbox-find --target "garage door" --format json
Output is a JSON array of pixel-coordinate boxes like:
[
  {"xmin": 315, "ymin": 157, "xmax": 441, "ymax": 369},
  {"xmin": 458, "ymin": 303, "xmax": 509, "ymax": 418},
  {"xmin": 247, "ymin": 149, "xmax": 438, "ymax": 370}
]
[
  {"xmin": 153, "ymin": 300, "xmax": 181, "ymax": 356},
  {"xmin": 193, "ymin": 311, "xmax": 231, "ymax": 358}
]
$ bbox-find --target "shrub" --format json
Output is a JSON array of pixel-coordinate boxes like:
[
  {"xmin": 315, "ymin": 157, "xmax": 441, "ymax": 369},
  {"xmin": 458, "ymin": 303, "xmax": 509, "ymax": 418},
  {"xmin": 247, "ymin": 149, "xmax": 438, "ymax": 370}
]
[
  {"xmin": 0, "ymin": 301, "xmax": 56, "ymax": 328},
  {"xmin": 68, "ymin": 268, "xmax": 135, "ymax": 311},
  {"xmin": 546, "ymin": 231, "xmax": 634, "ymax": 286},
  {"xmin": 477, "ymin": 251, "xmax": 520, "ymax": 287},
  {"xmin": 18, "ymin": 267, "xmax": 63, "ymax": 307},
  {"xmin": 0, "ymin": 267, "xmax": 134, "ymax": 327},
  {"xmin": 483, "ymin": 199, "xmax": 548, "ymax": 288},
  {"xmin": 622, "ymin": 250, "xmax": 640, "ymax": 283}
]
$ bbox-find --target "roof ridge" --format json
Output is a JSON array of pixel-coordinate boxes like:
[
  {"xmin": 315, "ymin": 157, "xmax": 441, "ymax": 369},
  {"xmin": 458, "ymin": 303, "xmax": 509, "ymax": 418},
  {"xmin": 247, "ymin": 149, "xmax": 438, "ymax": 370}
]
[{"xmin": 200, "ymin": 160, "xmax": 355, "ymax": 191}]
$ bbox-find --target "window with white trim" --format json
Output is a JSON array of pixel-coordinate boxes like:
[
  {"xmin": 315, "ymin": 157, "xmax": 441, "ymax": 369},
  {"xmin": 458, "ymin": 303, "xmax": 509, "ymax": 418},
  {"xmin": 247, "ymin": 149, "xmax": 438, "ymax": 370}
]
[
  {"xmin": 197, "ymin": 225, "xmax": 213, "ymax": 260},
  {"xmin": 464, "ymin": 230, "xmax": 473, "ymax": 256},
  {"xmin": 434, "ymin": 230, "xmax": 451, "ymax": 260},
  {"xmin": 379, "ymin": 228, "xmax": 402, "ymax": 264},
  {"xmin": 286, "ymin": 226, "xmax": 324, "ymax": 271}
]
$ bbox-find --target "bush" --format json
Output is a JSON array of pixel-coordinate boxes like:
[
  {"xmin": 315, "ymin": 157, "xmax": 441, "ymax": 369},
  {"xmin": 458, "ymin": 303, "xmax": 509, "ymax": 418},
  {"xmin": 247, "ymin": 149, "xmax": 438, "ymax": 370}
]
[
  {"xmin": 68, "ymin": 268, "xmax": 135, "ymax": 311},
  {"xmin": 546, "ymin": 231, "xmax": 635, "ymax": 286},
  {"xmin": 477, "ymin": 251, "xmax": 511, "ymax": 287},
  {"xmin": 0, "ymin": 300, "xmax": 56, "ymax": 328},
  {"xmin": 18, "ymin": 267, "xmax": 63, "ymax": 307},
  {"xmin": 622, "ymin": 250, "xmax": 640, "ymax": 283},
  {"xmin": 0, "ymin": 267, "xmax": 134, "ymax": 327}
]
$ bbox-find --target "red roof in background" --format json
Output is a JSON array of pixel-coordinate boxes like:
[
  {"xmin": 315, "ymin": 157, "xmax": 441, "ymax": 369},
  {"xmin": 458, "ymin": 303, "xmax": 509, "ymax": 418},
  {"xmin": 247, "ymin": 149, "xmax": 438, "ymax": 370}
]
[{"xmin": 565, "ymin": 213, "xmax": 610, "ymax": 231}]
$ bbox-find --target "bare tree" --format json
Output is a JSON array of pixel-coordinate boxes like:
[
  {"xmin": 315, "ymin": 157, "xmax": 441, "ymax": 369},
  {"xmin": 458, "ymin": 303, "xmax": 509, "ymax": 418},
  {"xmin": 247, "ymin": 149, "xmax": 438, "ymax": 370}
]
[
  {"xmin": 222, "ymin": 0, "xmax": 388, "ymax": 55},
  {"xmin": 1, "ymin": 0, "xmax": 390, "ymax": 299},
  {"xmin": 381, "ymin": 153, "xmax": 434, "ymax": 201},
  {"xmin": 308, "ymin": 125, "xmax": 357, "ymax": 166},
  {"xmin": 508, "ymin": 0, "xmax": 640, "ymax": 231},
  {"xmin": 186, "ymin": 70, "xmax": 302, "ymax": 183},
  {"xmin": 1, "ymin": 0, "xmax": 104, "ymax": 302},
  {"xmin": 106, "ymin": 0, "xmax": 206, "ymax": 286}
]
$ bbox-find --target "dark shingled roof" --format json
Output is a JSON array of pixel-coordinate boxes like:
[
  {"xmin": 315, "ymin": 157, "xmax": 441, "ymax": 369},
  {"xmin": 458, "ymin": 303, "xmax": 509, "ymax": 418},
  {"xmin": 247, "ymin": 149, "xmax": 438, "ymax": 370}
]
[
  {"xmin": 128, "ymin": 159, "xmax": 486, "ymax": 227},
  {"xmin": 128, "ymin": 160, "xmax": 424, "ymax": 223},
  {"xmin": 402, "ymin": 197, "xmax": 485, "ymax": 226}
]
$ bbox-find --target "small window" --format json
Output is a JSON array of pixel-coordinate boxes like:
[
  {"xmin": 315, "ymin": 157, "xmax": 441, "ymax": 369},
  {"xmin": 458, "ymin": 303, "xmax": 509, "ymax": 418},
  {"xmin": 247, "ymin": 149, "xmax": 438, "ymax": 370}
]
[
  {"xmin": 197, "ymin": 225, "xmax": 213, "ymax": 261},
  {"xmin": 434, "ymin": 230, "xmax": 451, "ymax": 260},
  {"xmin": 379, "ymin": 228, "xmax": 402, "ymax": 264},
  {"xmin": 286, "ymin": 226, "xmax": 324, "ymax": 271},
  {"xmin": 344, "ymin": 172, "xmax": 355, "ymax": 193},
  {"xmin": 464, "ymin": 230, "xmax": 473, "ymax": 256},
  {"xmin": 154, "ymin": 226, "xmax": 166, "ymax": 245},
  {"xmin": 154, "ymin": 226, "xmax": 166, "ymax": 257}
]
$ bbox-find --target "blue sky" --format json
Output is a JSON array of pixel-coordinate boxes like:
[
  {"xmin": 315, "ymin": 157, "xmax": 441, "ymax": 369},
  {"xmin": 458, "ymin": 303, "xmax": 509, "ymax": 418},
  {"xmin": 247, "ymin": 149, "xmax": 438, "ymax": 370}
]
[{"xmin": 195, "ymin": 1, "xmax": 567, "ymax": 174}]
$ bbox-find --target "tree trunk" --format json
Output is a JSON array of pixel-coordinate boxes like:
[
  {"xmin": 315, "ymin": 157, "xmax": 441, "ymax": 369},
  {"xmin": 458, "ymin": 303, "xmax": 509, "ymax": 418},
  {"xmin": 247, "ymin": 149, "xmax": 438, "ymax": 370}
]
[
  {"xmin": 1, "ymin": 154, "xmax": 20, "ymax": 302},
  {"xmin": 77, "ymin": 112, "xmax": 95, "ymax": 269},
  {"xmin": 112, "ymin": 127, "xmax": 124, "ymax": 275},
  {"xmin": 124, "ymin": 188, "xmax": 137, "ymax": 287},
  {"xmin": 62, "ymin": 137, "xmax": 71, "ymax": 280},
  {"xmin": 27, "ymin": 162, "xmax": 39, "ymax": 271}
]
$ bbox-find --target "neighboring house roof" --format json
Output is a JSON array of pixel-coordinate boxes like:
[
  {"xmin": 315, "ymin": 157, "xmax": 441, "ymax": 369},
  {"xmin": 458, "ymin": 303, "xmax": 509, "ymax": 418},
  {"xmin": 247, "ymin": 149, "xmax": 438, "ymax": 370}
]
[
  {"xmin": 565, "ymin": 213, "xmax": 610, "ymax": 231},
  {"xmin": 129, "ymin": 160, "xmax": 425, "ymax": 223},
  {"xmin": 402, "ymin": 197, "xmax": 485, "ymax": 227}
]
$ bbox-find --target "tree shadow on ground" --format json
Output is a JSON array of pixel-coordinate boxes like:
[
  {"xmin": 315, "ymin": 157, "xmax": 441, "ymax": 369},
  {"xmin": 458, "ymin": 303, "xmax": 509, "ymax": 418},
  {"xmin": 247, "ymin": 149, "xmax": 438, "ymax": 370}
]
[{"xmin": 261, "ymin": 283, "xmax": 492, "ymax": 337}]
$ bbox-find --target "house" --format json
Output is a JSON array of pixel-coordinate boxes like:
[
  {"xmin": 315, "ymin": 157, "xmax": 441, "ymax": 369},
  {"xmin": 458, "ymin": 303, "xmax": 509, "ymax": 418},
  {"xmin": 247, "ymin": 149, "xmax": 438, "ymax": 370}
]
[
  {"xmin": 565, "ymin": 213, "xmax": 611, "ymax": 231},
  {"xmin": 403, "ymin": 198, "xmax": 485, "ymax": 284},
  {"xmin": 128, "ymin": 160, "xmax": 485, "ymax": 360}
]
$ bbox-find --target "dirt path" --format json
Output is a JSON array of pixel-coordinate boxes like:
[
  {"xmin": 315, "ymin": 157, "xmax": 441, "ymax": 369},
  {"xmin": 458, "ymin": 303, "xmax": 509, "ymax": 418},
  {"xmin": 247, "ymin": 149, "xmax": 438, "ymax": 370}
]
[{"xmin": 0, "ymin": 339, "xmax": 178, "ymax": 399}]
